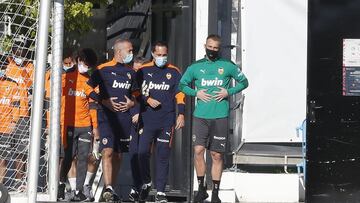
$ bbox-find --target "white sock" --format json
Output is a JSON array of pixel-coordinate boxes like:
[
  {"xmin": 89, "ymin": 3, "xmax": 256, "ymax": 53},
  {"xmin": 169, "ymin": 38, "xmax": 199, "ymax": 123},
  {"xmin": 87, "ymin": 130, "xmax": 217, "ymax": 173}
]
[
  {"xmin": 157, "ymin": 192, "xmax": 166, "ymax": 196},
  {"xmin": 84, "ymin": 171, "xmax": 94, "ymax": 186},
  {"xmin": 106, "ymin": 185, "xmax": 113, "ymax": 191},
  {"xmin": 68, "ymin": 178, "xmax": 76, "ymax": 191}
]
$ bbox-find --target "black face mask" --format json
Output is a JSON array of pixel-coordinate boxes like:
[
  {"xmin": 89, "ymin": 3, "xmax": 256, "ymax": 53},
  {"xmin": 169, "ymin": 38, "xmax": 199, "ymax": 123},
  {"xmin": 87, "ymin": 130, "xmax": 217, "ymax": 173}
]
[{"xmin": 206, "ymin": 48, "xmax": 219, "ymax": 61}]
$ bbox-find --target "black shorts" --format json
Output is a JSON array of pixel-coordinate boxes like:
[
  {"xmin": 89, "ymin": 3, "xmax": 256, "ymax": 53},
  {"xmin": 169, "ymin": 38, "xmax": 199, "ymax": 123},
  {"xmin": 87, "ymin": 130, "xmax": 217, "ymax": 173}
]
[
  {"xmin": 0, "ymin": 134, "xmax": 13, "ymax": 160},
  {"xmin": 13, "ymin": 117, "xmax": 30, "ymax": 156},
  {"xmin": 98, "ymin": 109, "xmax": 131, "ymax": 153},
  {"xmin": 192, "ymin": 117, "xmax": 228, "ymax": 153}
]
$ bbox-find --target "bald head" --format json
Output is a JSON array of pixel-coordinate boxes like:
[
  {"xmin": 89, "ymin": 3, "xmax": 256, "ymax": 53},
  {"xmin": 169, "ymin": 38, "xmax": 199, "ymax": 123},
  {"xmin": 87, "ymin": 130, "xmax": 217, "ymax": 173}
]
[{"xmin": 113, "ymin": 39, "xmax": 133, "ymax": 63}]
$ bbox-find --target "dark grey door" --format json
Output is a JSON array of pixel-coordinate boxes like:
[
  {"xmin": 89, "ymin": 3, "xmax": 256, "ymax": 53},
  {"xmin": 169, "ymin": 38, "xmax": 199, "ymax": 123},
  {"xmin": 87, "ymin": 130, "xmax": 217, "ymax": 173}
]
[{"xmin": 307, "ymin": 0, "xmax": 360, "ymax": 202}]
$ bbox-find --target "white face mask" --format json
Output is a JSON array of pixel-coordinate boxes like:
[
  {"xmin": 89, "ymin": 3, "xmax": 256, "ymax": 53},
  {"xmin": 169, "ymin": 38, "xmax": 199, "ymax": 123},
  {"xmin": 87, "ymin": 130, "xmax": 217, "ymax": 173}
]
[
  {"xmin": 78, "ymin": 63, "xmax": 89, "ymax": 74},
  {"xmin": 14, "ymin": 57, "xmax": 23, "ymax": 66},
  {"xmin": 63, "ymin": 65, "xmax": 73, "ymax": 71}
]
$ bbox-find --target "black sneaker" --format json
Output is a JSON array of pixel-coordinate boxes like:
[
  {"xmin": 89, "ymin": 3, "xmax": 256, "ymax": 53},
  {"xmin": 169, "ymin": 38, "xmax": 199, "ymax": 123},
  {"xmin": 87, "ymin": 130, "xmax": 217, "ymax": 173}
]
[
  {"xmin": 211, "ymin": 191, "xmax": 221, "ymax": 203},
  {"xmin": 71, "ymin": 190, "xmax": 87, "ymax": 202},
  {"xmin": 128, "ymin": 188, "xmax": 139, "ymax": 201},
  {"xmin": 194, "ymin": 185, "xmax": 209, "ymax": 203},
  {"xmin": 155, "ymin": 193, "xmax": 168, "ymax": 203},
  {"xmin": 139, "ymin": 183, "xmax": 151, "ymax": 201},
  {"xmin": 57, "ymin": 183, "xmax": 66, "ymax": 201},
  {"xmin": 102, "ymin": 187, "xmax": 120, "ymax": 202}
]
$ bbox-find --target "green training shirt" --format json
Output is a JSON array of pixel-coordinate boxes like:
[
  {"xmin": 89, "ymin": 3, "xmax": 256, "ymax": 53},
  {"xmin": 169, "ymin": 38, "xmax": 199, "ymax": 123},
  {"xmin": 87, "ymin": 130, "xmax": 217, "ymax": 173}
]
[{"xmin": 179, "ymin": 57, "xmax": 248, "ymax": 119}]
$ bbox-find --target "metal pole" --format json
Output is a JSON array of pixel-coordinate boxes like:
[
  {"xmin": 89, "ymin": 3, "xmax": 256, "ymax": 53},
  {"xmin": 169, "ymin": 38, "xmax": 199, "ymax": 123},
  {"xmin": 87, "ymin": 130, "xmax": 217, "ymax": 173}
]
[
  {"xmin": 27, "ymin": 0, "xmax": 51, "ymax": 202},
  {"xmin": 48, "ymin": 0, "xmax": 63, "ymax": 200}
]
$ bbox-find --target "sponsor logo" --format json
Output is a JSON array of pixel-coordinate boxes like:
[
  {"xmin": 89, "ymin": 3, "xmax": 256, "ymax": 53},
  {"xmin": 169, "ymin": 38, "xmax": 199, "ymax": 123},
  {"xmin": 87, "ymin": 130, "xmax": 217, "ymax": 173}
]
[
  {"xmin": 68, "ymin": 79, "xmax": 74, "ymax": 83},
  {"xmin": 112, "ymin": 80, "xmax": 131, "ymax": 89},
  {"xmin": 220, "ymin": 143, "xmax": 225, "ymax": 148},
  {"xmin": 214, "ymin": 136, "xmax": 226, "ymax": 140},
  {"xmin": 157, "ymin": 138, "xmax": 170, "ymax": 143},
  {"xmin": 139, "ymin": 128, "xmax": 144, "ymax": 135},
  {"xmin": 166, "ymin": 73, "xmax": 172, "ymax": 80},
  {"xmin": 0, "ymin": 97, "xmax": 10, "ymax": 105},
  {"xmin": 111, "ymin": 72, "xmax": 116, "ymax": 76},
  {"xmin": 141, "ymin": 81, "xmax": 170, "ymax": 96},
  {"xmin": 218, "ymin": 67, "xmax": 224, "ymax": 75},
  {"xmin": 200, "ymin": 69, "xmax": 206, "ymax": 74},
  {"xmin": 165, "ymin": 131, "xmax": 171, "ymax": 137},
  {"xmin": 68, "ymin": 88, "xmax": 86, "ymax": 97},
  {"xmin": 127, "ymin": 72, "xmax": 132, "ymax": 80},
  {"xmin": 192, "ymin": 134, "xmax": 196, "ymax": 142},
  {"xmin": 147, "ymin": 73, "xmax": 153, "ymax": 77},
  {"xmin": 79, "ymin": 138, "xmax": 91, "ymax": 143},
  {"xmin": 119, "ymin": 138, "xmax": 131, "ymax": 142},
  {"xmin": 201, "ymin": 78, "xmax": 223, "ymax": 86},
  {"xmin": 9, "ymin": 77, "xmax": 24, "ymax": 84},
  {"xmin": 147, "ymin": 81, "xmax": 170, "ymax": 90},
  {"xmin": 102, "ymin": 138, "xmax": 108, "ymax": 145}
]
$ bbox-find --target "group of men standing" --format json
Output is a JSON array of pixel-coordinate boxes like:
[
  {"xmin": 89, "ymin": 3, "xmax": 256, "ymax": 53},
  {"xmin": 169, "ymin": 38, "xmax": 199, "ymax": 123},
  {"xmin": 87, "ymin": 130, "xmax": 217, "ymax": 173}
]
[{"xmin": 0, "ymin": 34, "xmax": 248, "ymax": 203}]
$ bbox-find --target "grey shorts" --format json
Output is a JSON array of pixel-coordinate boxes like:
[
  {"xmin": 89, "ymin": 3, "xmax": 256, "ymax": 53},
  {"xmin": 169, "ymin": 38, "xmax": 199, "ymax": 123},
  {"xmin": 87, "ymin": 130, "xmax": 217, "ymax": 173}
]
[
  {"xmin": 60, "ymin": 126, "xmax": 92, "ymax": 158},
  {"xmin": 192, "ymin": 117, "xmax": 228, "ymax": 153}
]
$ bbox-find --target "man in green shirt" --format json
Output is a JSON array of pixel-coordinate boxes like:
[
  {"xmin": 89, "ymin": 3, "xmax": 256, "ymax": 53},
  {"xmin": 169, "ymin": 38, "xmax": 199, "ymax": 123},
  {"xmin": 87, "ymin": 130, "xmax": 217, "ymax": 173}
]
[{"xmin": 179, "ymin": 34, "xmax": 248, "ymax": 203}]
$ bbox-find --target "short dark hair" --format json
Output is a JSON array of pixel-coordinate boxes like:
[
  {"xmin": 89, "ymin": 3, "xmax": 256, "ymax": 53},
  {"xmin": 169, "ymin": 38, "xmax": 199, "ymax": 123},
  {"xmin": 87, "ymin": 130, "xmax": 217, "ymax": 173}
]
[
  {"xmin": 77, "ymin": 48, "xmax": 98, "ymax": 67},
  {"xmin": 134, "ymin": 56, "xmax": 147, "ymax": 64},
  {"xmin": 206, "ymin": 34, "xmax": 221, "ymax": 42},
  {"xmin": 63, "ymin": 48, "xmax": 74, "ymax": 59},
  {"xmin": 151, "ymin": 41, "xmax": 168, "ymax": 52}
]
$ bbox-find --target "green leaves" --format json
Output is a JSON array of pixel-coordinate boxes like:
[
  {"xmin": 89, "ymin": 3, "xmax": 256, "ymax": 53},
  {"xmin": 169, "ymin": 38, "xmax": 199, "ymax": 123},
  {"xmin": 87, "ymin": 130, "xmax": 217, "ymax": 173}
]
[{"xmin": 64, "ymin": 0, "xmax": 94, "ymax": 34}]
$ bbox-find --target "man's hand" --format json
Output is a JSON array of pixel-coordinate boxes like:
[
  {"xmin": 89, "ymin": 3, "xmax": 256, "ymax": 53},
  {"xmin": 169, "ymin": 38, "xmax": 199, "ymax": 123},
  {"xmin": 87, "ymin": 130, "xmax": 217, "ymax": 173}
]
[
  {"xmin": 119, "ymin": 95, "xmax": 135, "ymax": 112},
  {"xmin": 92, "ymin": 139, "xmax": 101, "ymax": 160},
  {"xmin": 213, "ymin": 87, "xmax": 228, "ymax": 102},
  {"xmin": 102, "ymin": 97, "xmax": 121, "ymax": 112},
  {"xmin": 196, "ymin": 89, "xmax": 211, "ymax": 102},
  {"xmin": 147, "ymin": 97, "xmax": 161, "ymax": 108},
  {"xmin": 132, "ymin": 113, "xmax": 139, "ymax": 124},
  {"xmin": 175, "ymin": 114, "xmax": 185, "ymax": 129}
]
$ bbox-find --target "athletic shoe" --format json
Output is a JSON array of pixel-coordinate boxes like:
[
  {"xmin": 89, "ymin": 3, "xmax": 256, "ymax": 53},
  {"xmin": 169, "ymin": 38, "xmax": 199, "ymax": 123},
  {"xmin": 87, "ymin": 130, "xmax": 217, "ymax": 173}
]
[
  {"xmin": 155, "ymin": 192, "xmax": 168, "ymax": 203},
  {"xmin": 128, "ymin": 188, "xmax": 139, "ymax": 201},
  {"xmin": 211, "ymin": 191, "xmax": 221, "ymax": 203},
  {"xmin": 71, "ymin": 190, "xmax": 87, "ymax": 202},
  {"xmin": 139, "ymin": 183, "xmax": 151, "ymax": 201},
  {"xmin": 65, "ymin": 190, "xmax": 75, "ymax": 202},
  {"xmin": 83, "ymin": 184, "xmax": 95, "ymax": 202},
  {"xmin": 57, "ymin": 183, "xmax": 66, "ymax": 201},
  {"xmin": 102, "ymin": 187, "xmax": 120, "ymax": 202},
  {"xmin": 194, "ymin": 185, "xmax": 209, "ymax": 203}
]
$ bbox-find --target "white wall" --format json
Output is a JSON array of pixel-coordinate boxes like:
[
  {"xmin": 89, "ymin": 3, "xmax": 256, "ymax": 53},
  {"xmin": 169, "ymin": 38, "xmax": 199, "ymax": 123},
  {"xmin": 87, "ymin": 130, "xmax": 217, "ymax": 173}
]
[{"xmin": 241, "ymin": 0, "xmax": 307, "ymax": 142}]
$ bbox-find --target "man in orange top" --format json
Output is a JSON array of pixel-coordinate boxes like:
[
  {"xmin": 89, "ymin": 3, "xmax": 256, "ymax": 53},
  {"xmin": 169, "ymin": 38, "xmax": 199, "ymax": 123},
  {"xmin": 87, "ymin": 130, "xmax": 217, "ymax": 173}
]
[
  {"xmin": 4, "ymin": 46, "xmax": 33, "ymax": 188},
  {"xmin": 0, "ymin": 65, "xmax": 21, "ymax": 185},
  {"xmin": 58, "ymin": 48, "xmax": 98, "ymax": 201}
]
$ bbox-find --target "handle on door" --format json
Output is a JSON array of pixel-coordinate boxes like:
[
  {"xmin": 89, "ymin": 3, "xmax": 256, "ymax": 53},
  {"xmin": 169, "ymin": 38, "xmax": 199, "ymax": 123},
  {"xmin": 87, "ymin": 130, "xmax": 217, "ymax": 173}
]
[{"xmin": 309, "ymin": 100, "xmax": 323, "ymax": 123}]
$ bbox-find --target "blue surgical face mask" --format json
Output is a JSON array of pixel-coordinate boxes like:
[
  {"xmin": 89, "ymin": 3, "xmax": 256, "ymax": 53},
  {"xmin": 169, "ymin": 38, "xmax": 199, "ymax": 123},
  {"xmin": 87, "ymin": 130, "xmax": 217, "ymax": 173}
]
[
  {"xmin": 63, "ymin": 65, "xmax": 73, "ymax": 71},
  {"xmin": 154, "ymin": 56, "xmax": 168, "ymax": 67},
  {"xmin": 123, "ymin": 53, "xmax": 133, "ymax": 64},
  {"xmin": 14, "ymin": 57, "xmax": 23, "ymax": 66},
  {"xmin": 0, "ymin": 70, "xmax": 5, "ymax": 78}
]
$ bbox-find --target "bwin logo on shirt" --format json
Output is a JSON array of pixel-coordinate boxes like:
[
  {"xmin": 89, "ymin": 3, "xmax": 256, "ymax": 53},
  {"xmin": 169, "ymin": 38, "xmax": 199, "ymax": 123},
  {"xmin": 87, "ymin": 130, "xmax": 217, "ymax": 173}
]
[
  {"xmin": 148, "ymin": 81, "xmax": 170, "ymax": 90},
  {"xmin": 201, "ymin": 78, "xmax": 223, "ymax": 86},
  {"xmin": 0, "ymin": 97, "xmax": 10, "ymax": 105},
  {"xmin": 112, "ymin": 80, "xmax": 131, "ymax": 89},
  {"xmin": 68, "ymin": 88, "xmax": 86, "ymax": 97}
]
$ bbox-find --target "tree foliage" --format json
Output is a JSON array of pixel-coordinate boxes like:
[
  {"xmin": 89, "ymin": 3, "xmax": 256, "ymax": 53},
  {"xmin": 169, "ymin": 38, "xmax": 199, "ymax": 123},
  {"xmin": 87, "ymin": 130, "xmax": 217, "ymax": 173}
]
[{"xmin": 0, "ymin": 0, "xmax": 108, "ymax": 52}]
